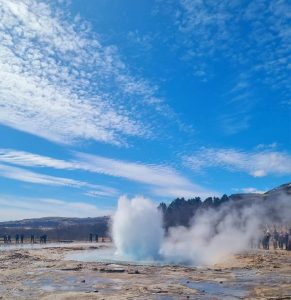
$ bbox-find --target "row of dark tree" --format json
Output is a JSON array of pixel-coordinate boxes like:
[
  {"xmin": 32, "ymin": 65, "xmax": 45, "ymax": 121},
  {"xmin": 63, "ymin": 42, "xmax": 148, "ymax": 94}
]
[
  {"xmin": 158, "ymin": 182, "xmax": 290, "ymax": 228},
  {"xmin": 158, "ymin": 194, "xmax": 231, "ymax": 228}
]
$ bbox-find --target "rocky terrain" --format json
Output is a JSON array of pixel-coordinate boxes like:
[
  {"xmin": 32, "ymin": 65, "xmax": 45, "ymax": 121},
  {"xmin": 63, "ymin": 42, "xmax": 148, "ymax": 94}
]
[{"xmin": 0, "ymin": 243, "xmax": 290, "ymax": 299}]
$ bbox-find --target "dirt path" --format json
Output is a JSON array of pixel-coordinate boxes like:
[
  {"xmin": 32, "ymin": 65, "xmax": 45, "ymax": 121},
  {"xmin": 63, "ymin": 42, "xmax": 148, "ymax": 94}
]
[{"xmin": 0, "ymin": 243, "xmax": 290, "ymax": 299}]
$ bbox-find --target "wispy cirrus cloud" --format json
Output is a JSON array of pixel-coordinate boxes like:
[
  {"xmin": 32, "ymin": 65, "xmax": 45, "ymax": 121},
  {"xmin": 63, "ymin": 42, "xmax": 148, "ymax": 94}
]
[
  {"xmin": 75, "ymin": 152, "xmax": 213, "ymax": 198},
  {"xmin": 165, "ymin": 0, "xmax": 291, "ymax": 91},
  {"xmin": 0, "ymin": 163, "xmax": 118, "ymax": 197},
  {"xmin": 156, "ymin": 0, "xmax": 291, "ymax": 134},
  {"xmin": 0, "ymin": 148, "xmax": 214, "ymax": 198},
  {"xmin": 184, "ymin": 148, "xmax": 291, "ymax": 177},
  {"xmin": 0, "ymin": 0, "xmax": 172, "ymax": 145},
  {"xmin": 0, "ymin": 195, "xmax": 112, "ymax": 221}
]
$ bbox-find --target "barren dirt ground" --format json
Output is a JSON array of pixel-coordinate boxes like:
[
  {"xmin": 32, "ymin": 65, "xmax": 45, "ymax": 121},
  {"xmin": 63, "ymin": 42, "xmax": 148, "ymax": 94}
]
[{"xmin": 0, "ymin": 243, "xmax": 290, "ymax": 299}]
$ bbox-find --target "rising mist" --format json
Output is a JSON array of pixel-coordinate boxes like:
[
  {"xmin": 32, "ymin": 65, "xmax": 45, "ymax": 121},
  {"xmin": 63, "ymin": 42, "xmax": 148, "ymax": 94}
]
[{"xmin": 112, "ymin": 192, "xmax": 291, "ymax": 265}]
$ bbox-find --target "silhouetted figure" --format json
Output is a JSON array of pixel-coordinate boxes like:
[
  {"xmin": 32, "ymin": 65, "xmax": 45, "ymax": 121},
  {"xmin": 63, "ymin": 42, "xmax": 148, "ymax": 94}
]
[
  {"xmin": 284, "ymin": 231, "xmax": 289, "ymax": 250},
  {"xmin": 257, "ymin": 237, "xmax": 262, "ymax": 249},
  {"xmin": 273, "ymin": 230, "xmax": 279, "ymax": 249},
  {"xmin": 7, "ymin": 235, "xmax": 11, "ymax": 243},
  {"xmin": 40, "ymin": 234, "xmax": 47, "ymax": 244},
  {"xmin": 262, "ymin": 231, "xmax": 271, "ymax": 250},
  {"xmin": 95, "ymin": 234, "xmax": 98, "ymax": 243},
  {"xmin": 15, "ymin": 234, "xmax": 19, "ymax": 244},
  {"xmin": 40, "ymin": 235, "xmax": 45, "ymax": 244},
  {"xmin": 89, "ymin": 233, "xmax": 93, "ymax": 242},
  {"xmin": 287, "ymin": 229, "xmax": 291, "ymax": 250},
  {"xmin": 31, "ymin": 234, "xmax": 35, "ymax": 244},
  {"xmin": 279, "ymin": 232, "xmax": 284, "ymax": 249},
  {"xmin": 3, "ymin": 234, "xmax": 7, "ymax": 244},
  {"xmin": 20, "ymin": 234, "xmax": 24, "ymax": 244}
]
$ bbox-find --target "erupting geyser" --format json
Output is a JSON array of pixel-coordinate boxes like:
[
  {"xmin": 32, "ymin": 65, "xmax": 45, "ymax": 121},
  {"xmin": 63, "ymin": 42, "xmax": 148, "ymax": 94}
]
[
  {"xmin": 112, "ymin": 196, "xmax": 163, "ymax": 260},
  {"xmin": 112, "ymin": 193, "xmax": 291, "ymax": 265}
]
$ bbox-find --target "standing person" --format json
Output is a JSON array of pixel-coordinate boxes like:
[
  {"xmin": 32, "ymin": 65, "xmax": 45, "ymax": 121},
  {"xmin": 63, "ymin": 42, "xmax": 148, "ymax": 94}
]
[
  {"xmin": 8, "ymin": 235, "xmax": 11, "ymax": 243},
  {"xmin": 43, "ymin": 234, "xmax": 47, "ymax": 244},
  {"xmin": 279, "ymin": 231, "xmax": 284, "ymax": 249},
  {"xmin": 284, "ymin": 231, "xmax": 289, "ymax": 250},
  {"xmin": 95, "ymin": 234, "xmax": 98, "ymax": 243},
  {"xmin": 31, "ymin": 234, "xmax": 35, "ymax": 244},
  {"xmin": 266, "ymin": 231, "xmax": 271, "ymax": 250},
  {"xmin": 287, "ymin": 230, "xmax": 291, "ymax": 251},
  {"xmin": 89, "ymin": 233, "xmax": 93, "ymax": 242},
  {"xmin": 262, "ymin": 231, "xmax": 271, "ymax": 250},
  {"xmin": 15, "ymin": 234, "xmax": 19, "ymax": 244},
  {"xmin": 20, "ymin": 234, "xmax": 24, "ymax": 244}
]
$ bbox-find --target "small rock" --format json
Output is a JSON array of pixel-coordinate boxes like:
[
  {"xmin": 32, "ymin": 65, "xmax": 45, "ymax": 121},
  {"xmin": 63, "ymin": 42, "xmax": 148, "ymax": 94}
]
[{"xmin": 81, "ymin": 280, "xmax": 85, "ymax": 283}]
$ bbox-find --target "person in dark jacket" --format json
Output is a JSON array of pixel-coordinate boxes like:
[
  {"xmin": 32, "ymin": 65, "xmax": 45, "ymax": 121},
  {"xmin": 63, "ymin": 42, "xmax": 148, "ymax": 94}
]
[
  {"xmin": 287, "ymin": 229, "xmax": 291, "ymax": 251},
  {"xmin": 279, "ymin": 231, "xmax": 284, "ymax": 249},
  {"xmin": 284, "ymin": 231, "xmax": 289, "ymax": 250}
]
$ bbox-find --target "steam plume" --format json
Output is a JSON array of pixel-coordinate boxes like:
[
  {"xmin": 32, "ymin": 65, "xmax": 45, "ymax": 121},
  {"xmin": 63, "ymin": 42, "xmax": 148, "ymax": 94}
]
[{"xmin": 112, "ymin": 193, "xmax": 291, "ymax": 265}]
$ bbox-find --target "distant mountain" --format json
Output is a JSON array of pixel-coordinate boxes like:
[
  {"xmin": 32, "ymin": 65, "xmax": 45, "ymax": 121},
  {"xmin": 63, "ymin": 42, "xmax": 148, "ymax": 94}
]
[
  {"xmin": 0, "ymin": 216, "xmax": 110, "ymax": 241},
  {"xmin": 158, "ymin": 183, "xmax": 291, "ymax": 228},
  {"xmin": 0, "ymin": 216, "xmax": 109, "ymax": 229}
]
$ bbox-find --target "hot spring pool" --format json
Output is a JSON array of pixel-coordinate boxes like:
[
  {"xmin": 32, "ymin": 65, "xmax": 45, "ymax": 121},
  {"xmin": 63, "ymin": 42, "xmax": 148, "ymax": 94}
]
[{"xmin": 64, "ymin": 247, "xmax": 168, "ymax": 266}]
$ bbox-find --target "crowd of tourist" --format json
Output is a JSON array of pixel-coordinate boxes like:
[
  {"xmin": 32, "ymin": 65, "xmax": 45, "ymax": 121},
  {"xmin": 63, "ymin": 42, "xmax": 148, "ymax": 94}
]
[{"xmin": 257, "ymin": 229, "xmax": 291, "ymax": 250}]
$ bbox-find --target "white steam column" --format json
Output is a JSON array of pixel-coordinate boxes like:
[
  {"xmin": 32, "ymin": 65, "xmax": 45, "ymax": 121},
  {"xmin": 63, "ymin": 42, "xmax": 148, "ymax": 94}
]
[{"xmin": 112, "ymin": 196, "xmax": 164, "ymax": 260}]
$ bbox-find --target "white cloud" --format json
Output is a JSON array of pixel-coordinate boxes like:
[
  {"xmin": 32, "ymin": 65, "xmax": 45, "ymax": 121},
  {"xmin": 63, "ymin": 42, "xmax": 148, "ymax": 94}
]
[
  {"xmin": 0, "ymin": 149, "xmax": 75, "ymax": 169},
  {"xmin": 184, "ymin": 148, "xmax": 291, "ymax": 177},
  {"xmin": 0, "ymin": 148, "xmax": 214, "ymax": 198},
  {"xmin": 0, "ymin": 162, "xmax": 118, "ymax": 197},
  {"xmin": 172, "ymin": 0, "xmax": 290, "ymax": 89},
  {"xmin": 0, "ymin": 0, "xmax": 170, "ymax": 145},
  {"xmin": 0, "ymin": 195, "xmax": 112, "ymax": 221},
  {"xmin": 76, "ymin": 152, "xmax": 213, "ymax": 198}
]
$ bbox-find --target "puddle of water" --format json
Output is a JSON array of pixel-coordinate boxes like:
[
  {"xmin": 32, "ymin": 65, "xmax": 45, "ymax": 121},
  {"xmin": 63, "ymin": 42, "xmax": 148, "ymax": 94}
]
[
  {"xmin": 24, "ymin": 273, "xmax": 115, "ymax": 292},
  {"xmin": 234, "ymin": 269, "xmax": 291, "ymax": 288},
  {"xmin": 65, "ymin": 247, "xmax": 167, "ymax": 266},
  {"xmin": 182, "ymin": 279, "xmax": 247, "ymax": 299}
]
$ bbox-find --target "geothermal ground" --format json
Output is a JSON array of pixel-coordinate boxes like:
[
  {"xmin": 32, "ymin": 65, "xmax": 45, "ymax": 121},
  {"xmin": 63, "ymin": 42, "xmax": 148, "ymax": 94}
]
[{"xmin": 0, "ymin": 243, "xmax": 290, "ymax": 299}]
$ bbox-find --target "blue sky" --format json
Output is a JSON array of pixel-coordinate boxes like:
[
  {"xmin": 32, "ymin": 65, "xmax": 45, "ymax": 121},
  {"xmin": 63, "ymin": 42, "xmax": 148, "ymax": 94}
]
[{"xmin": 0, "ymin": 0, "xmax": 290, "ymax": 221}]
